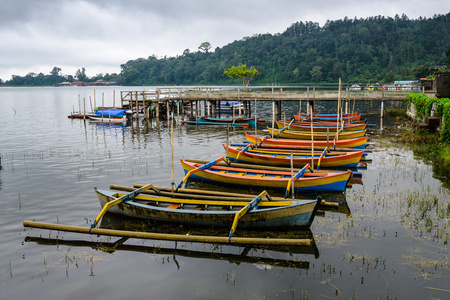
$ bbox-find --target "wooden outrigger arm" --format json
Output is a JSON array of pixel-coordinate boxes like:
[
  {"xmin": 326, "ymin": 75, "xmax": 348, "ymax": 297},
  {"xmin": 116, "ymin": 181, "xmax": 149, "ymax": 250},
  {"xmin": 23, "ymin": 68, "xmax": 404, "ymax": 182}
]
[
  {"xmin": 90, "ymin": 183, "xmax": 160, "ymax": 230},
  {"xmin": 316, "ymin": 147, "xmax": 329, "ymax": 171},
  {"xmin": 228, "ymin": 190, "xmax": 272, "ymax": 241},
  {"xmin": 234, "ymin": 144, "xmax": 253, "ymax": 162},
  {"xmin": 285, "ymin": 164, "xmax": 312, "ymax": 199},
  {"xmin": 177, "ymin": 157, "xmax": 228, "ymax": 191}
]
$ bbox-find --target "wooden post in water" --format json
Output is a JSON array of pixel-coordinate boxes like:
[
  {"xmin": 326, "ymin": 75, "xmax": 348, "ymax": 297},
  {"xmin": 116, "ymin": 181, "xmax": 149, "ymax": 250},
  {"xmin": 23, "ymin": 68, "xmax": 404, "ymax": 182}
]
[
  {"xmin": 156, "ymin": 90, "xmax": 160, "ymax": 120},
  {"xmin": 135, "ymin": 92, "xmax": 139, "ymax": 119},
  {"xmin": 78, "ymin": 95, "xmax": 81, "ymax": 115},
  {"xmin": 290, "ymin": 150, "xmax": 295, "ymax": 199},
  {"xmin": 306, "ymin": 87, "xmax": 310, "ymax": 115},
  {"xmin": 310, "ymin": 101, "xmax": 314, "ymax": 170},
  {"xmin": 166, "ymin": 101, "xmax": 170, "ymax": 121},
  {"xmin": 271, "ymin": 100, "xmax": 275, "ymax": 138},
  {"xmin": 94, "ymin": 90, "xmax": 96, "ymax": 110},
  {"xmin": 171, "ymin": 112, "xmax": 174, "ymax": 192},
  {"xmin": 336, "ymin": 79, "xmax": 341, "ymax": 137},
  {"xmin": 254, "ymin": 97, "xmax": 257, "ymax": 136},
  {"xmin": 346, "ymin": 87, "xmax": 350, "ymax": 114},
  {"xmin": 313, "ymin": 86, "xmax": 316, "ymax": 115},
  {"xmin": 226, "ymin": 123, "xmax": 229, "ymax": 158},
  {"xmin": 327, "ymin": 128, "xmax": 330, "ymax": 148},
  {"xmin": 352, "ymin": 91, "xmax": 356, "ymax": 114},
  {"xmin": 113, "ymin": 90, "xmax": 116, "ymax": 108},
  {"xmin": 83, "ymin": 98, "xmax": 86, "ymax": 120},
  {"xmin": 238, "ymin": 88, "xmax": 242, "ymax": 117},
  {"xmin": 195, "ymin": 100, "xmax": 199, "ymax": 118},
  {"xmin": 101, "ymin": 95, "xmax": 104, "ymax": 123},
  {"xmin": 380, "ymin": 88, "xmax": 384, "ymax": 131},
  {"xmin": 89, "ymin": 96, "xmax": 93, "ymax": 113},
  {"xmin": 177, "ymin": 100, "xmax": 180, "ymax": 124}
]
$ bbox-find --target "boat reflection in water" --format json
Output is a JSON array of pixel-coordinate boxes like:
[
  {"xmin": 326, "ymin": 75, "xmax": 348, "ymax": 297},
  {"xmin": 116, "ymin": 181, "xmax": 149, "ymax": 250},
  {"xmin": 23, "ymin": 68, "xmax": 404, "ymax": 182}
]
[
  {"xmin": 24, "ymin": 212, "xmax": 319, "ymax": 270},
  {"xmin": 315, "ymin": 192, "xmax": 351, "ymax": 216}
]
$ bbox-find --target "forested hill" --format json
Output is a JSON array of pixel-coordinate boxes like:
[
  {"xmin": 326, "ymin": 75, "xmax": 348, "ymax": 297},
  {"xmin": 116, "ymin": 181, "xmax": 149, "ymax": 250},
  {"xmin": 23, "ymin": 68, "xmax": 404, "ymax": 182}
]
[
  {"xmin": 117, "ymin": 13, "xmax": 450, "ymax": 86},
  {"xmin": 2, "ymin": 13, "xmax": 449, "ymax": 86}
]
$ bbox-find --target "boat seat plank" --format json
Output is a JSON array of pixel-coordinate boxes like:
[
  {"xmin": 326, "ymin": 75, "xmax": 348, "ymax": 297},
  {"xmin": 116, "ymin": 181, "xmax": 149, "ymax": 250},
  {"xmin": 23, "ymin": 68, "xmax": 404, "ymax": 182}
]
[{"xmin": 167, "ymin": 204, "xmax": 181, "ymax": 209}]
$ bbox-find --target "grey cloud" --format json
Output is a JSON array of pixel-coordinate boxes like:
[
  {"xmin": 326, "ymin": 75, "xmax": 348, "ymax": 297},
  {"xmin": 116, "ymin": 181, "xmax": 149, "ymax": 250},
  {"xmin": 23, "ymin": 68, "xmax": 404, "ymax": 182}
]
[{"xmin": 0, "ymin": 0, "xmax": 449, "ymax": 80}]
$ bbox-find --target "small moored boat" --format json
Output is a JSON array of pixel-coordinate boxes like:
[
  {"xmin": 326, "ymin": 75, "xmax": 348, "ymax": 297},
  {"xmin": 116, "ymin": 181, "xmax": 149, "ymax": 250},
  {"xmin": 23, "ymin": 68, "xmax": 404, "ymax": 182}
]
[
  {"xmin": 276, "ymin": 120, "xmax": 367, "ymax": 132},
  {"xmin": 267, "ymin": 127, "xmax": 367, "ymax": 140},
  {"xmin": 180, "ymin": 158, "xmax": 352, "ymax": 193},
  {"xmin": 246, "ymin": 133, "xmax": 367, "ymax": 149},
  {"xmin": 87, "ymin": 109, "xmax": 131, "ymax": 123},
  {"xmin": 181, "ymin": 116, "xmax": 258, "ymax": 126},
  {"xmin": 224, "ymin": 144, "xmax": 364, "ymax": 169},
  {"xmin": 295, "ymin": 112, "xmax": 361, "ymax": 121},
  {"xmin": 95, "ymin": 188, "xmax": 320, "ymax": 229}
]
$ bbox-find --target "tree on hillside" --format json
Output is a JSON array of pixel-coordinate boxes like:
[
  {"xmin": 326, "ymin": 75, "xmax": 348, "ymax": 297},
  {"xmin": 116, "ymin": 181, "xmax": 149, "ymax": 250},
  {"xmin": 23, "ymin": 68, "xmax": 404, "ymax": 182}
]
[
  {"xmin": 223, "ymin": 64, "xmax": 260, "ymax": 90},
  {"xmin": 198, "ymin": 42, "xmax": 211, "ymax": 53},
  {"xmin": 446, "ymin": 47, "xmax": 450, "ymax": 67},
  {"xmin": 75, "ymin": 67, "xmax": 87, "ymax": 82},
  {"xmin": 50, "ymin": 67, "xmax": 61, "ymax": 78},
  {"xmin": 310, "ymin": 66, "xmax": 323, "ymax": 82}
]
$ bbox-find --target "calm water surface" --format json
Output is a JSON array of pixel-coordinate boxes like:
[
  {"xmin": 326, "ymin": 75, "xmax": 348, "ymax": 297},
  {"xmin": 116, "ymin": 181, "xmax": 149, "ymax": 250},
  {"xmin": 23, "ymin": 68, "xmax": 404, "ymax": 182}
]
[{"xmin": 0, "ymin": 86, "xmax": 449, "ymax": 299}]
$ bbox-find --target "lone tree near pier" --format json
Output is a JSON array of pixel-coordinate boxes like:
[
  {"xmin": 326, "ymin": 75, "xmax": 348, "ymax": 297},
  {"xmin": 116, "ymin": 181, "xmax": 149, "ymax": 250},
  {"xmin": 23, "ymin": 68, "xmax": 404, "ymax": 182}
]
[{"xmin": 223, "ymin": 64, "xmax": 260, "ymax": 91}]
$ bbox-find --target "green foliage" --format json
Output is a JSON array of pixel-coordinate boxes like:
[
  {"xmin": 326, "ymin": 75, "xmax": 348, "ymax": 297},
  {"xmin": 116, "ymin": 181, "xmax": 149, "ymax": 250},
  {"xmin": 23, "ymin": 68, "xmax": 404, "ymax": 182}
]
[
  {"xmin": 441, "ymin": 100, "xmax": 450, "ymax": 142},
  {"xmin": 406, "ymin": 93, "xmax": 434, "ymax": 119},
  {"xmin": 414, "ymin": 66, "xmax": 439, "ymax": 79},
  {"xmin": 407, "ymin": 93, "xmax": 450, "ymax": 142},
  {"xmin": 223, "ymin": 64, "xmax": 259, "ymax": 90},
  {"xmin": 198, "ymin": 42, "xmax": 211, "ymax": 53},
  {"xmin": 0, "ymin": 67, "xmax": 117, "ymax": 86}
]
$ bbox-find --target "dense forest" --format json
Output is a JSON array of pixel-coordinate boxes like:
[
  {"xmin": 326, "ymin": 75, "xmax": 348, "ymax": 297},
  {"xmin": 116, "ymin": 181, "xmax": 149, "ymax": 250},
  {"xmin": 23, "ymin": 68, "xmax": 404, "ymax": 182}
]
[{"xmin": 2, "ymin": 13, "xmax": 450, "ymax": 86}]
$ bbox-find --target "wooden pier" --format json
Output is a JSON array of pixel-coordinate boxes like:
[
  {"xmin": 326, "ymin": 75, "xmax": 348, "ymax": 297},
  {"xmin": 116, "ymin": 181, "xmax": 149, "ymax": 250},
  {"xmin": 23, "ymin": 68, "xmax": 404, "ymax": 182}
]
[
  {"xmin": 68, "ymin": 86, "xmax": 433, "ymax": 121},
  {"xmin": 119, "ymin": 86, "xmax": 430, "ymax": 120}
]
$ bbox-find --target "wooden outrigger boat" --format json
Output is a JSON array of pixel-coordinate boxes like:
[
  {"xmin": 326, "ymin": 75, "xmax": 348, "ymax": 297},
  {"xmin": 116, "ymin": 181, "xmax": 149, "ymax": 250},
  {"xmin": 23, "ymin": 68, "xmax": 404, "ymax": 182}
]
[
  {"xmin": 204, "ymin": 116, "xmax": 257, "ymax": 124},
  {"xmin": 23, "ymin": 182, "xmax": 321, "ymax": 246},
  {"xmin": 94, "ymin": 188, "xmax": 320, "ymax": 229},
  {"xmin": 292, "ymin": 119, "xmax": 368, "ymax": 126},
  {"xmin": 246, "ymin": 133, "xmax": 367, "ymax": 149},
  {"xmin": 277, "ymin": 120, "xmax": 367, "ymax": 132},
  {"xmin": 267, "ymin": 127, "xmax": 367, "ymax": 140},
  {"xmin": 181, "ymin": 116, "xmax": 258, "ymax": 127},
  {"xmin": 295, "ymin": 112, "xmax": 362, "ymax": 122},
  {"xmin": 87, "ymin": 109, "xmax": 131, "ymax": 123},
  {"xmin": 180, "ymin": 158, "xmax": 352, "ymax": 194},
  {"xmin": 224, "ymin": 144, "xmax": 364, "ymax": 169}
]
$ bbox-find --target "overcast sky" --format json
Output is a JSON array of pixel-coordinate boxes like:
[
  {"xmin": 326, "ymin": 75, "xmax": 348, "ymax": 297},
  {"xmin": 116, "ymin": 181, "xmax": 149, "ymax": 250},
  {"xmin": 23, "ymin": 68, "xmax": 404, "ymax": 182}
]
[{"xmin": 0, "ymin": 0, "xmax": 449, "ymax": 81}]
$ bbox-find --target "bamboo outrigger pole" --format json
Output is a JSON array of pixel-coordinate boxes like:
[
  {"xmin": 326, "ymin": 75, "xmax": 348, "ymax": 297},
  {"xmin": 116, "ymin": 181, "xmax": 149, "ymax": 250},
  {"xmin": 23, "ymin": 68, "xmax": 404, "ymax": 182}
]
[{"xmin": 23, "ymin": 220, "xmax": 312, "ymax": 246}]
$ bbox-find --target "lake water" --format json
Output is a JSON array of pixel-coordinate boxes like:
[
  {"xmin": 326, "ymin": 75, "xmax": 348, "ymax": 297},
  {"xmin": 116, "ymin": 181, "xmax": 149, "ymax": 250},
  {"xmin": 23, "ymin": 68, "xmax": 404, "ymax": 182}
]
[{"xmin": 0, "ymin": 86, "xmax": 449, "ymax": 299}]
